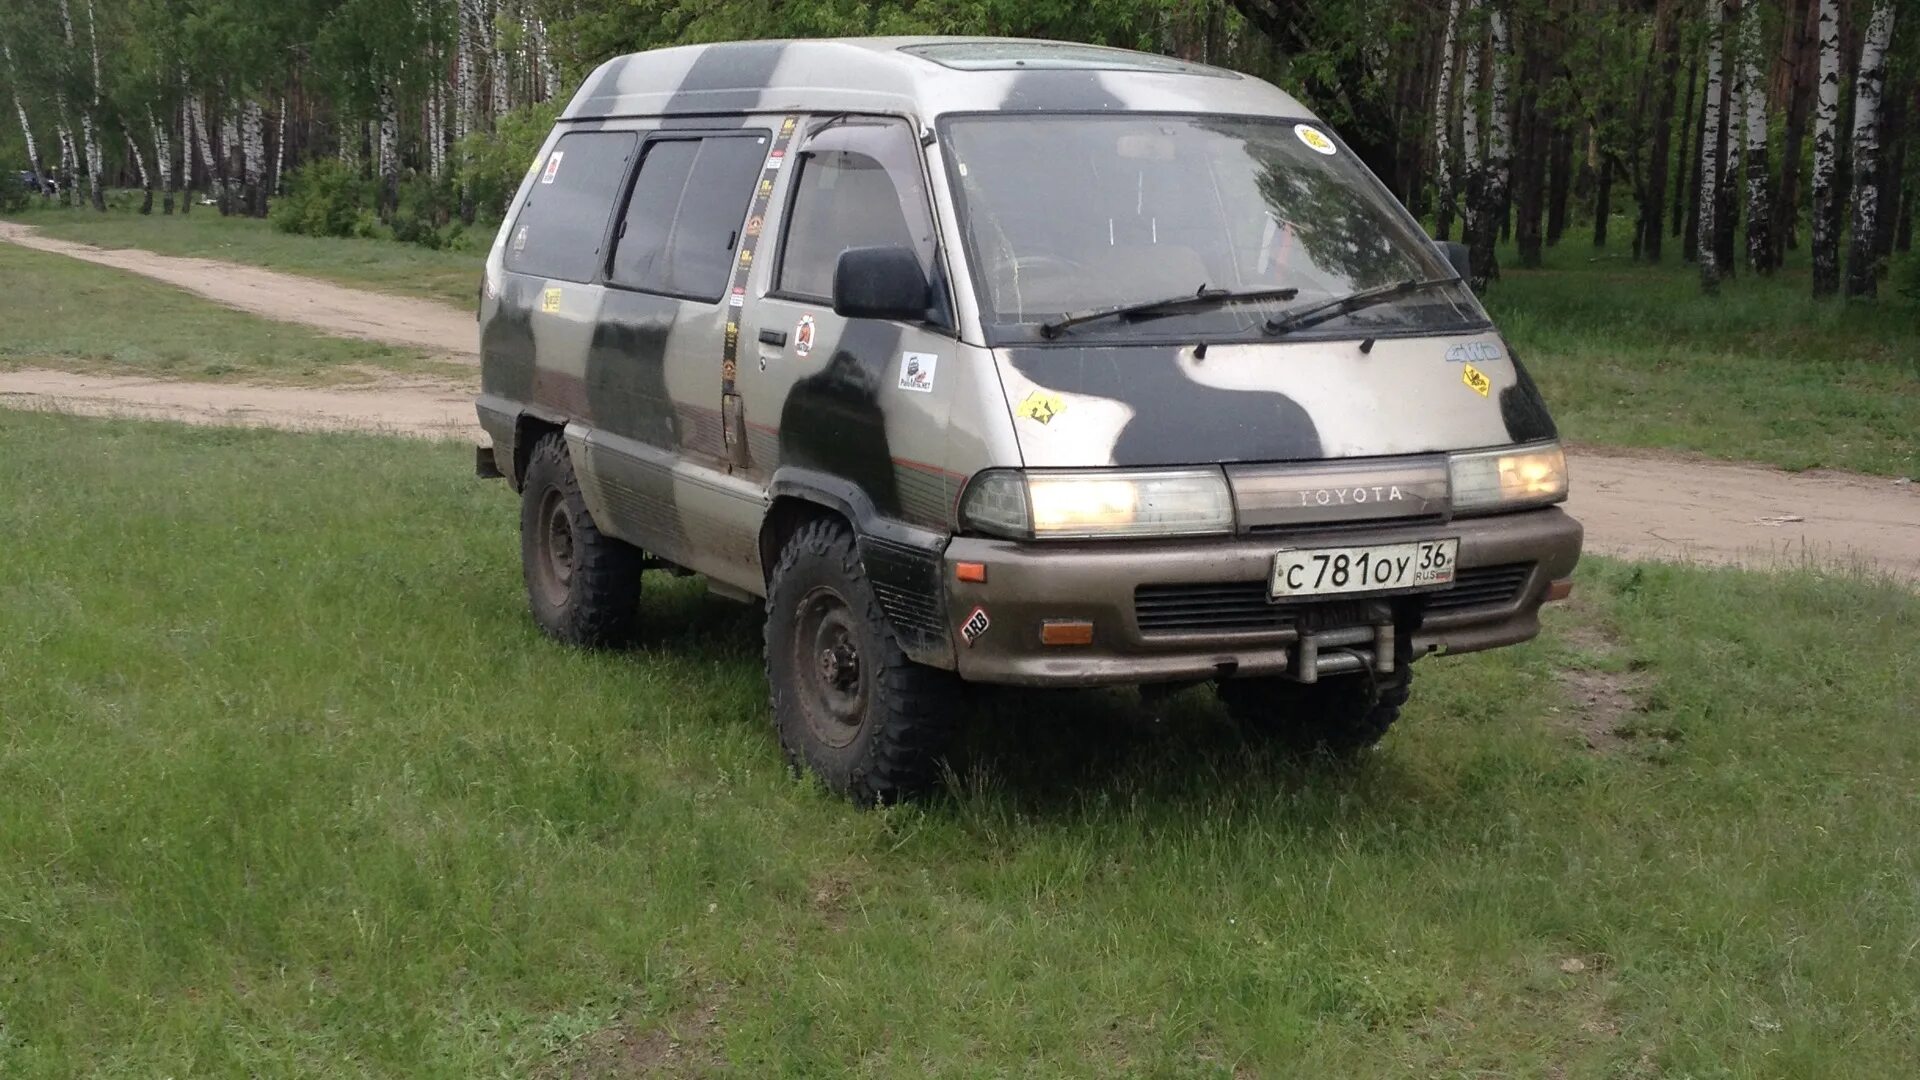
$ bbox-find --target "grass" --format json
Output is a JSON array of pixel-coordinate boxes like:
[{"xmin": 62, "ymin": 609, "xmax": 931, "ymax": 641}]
[
  {"xmin": 2, "ymin": 411, "xmax": 1916, "ymax": 1076},
  {"xmin": 4, "ymin": 196, "xmax": 483, "ymax": 308},
  {"xmin": 7, "ymin": 193, "xmax": 1917, "ymax": 474},
  {"xmin": 0, "ymin": 242, "xmax": 455, "ymax": 384},
  {"xmin": 1487, "ymin": 239, "xmax": 1920, "ymax": 477}
]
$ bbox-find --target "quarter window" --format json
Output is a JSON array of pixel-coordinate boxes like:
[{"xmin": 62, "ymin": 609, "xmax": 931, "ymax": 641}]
[
  {"xmin": 608, "ymin": 134, "xmax": 767, "ymax": 301},
  {"xmin": 505, "ymin": 131, "xmax": 637, "ymax": 283}
]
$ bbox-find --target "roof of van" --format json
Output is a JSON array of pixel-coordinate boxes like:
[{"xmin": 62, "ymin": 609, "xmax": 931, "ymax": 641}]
[{"xmin": 561, "ymin": 37, "xmax": 1316, "ymax": 124}]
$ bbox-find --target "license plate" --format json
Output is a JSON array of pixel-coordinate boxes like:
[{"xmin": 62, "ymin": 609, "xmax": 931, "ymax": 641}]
[{"xmin": 1269, "ymin": 539, "xmax": 1459, "ymax": 600}]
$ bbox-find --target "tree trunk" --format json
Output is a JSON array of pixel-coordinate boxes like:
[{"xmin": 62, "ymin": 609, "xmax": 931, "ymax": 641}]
[
  {"xmin": 1471, "ymin": 7, "xmax": 1510, "ymax": 291},
  {"xmin": 242, "ymin": 99, "xmax": 266, "ymax": 216},
  {"xmin": 150, "ymin": 110, "xmax": 174, "ymax": 214},
  {"xmin": 1515, "ymin": 22, "xmax": 1550, "ymax": 269},
  {"xmin": 533, "ymin": 17, "xmax": 559, "ymax": 101},
  {"xmin": 1879, "ymin": 86, "xmax": 1907, "ymax": 260},
  {"xmin": 1643, "ymin": 0, "xmax": 1681, "ymax": 262},
  {"xmin": 377, "ymin": 85, "xmax": 400, "ymax": 222},
  {"xmin": 1431, "ymin": 0, "xmax": 1461, "ymax": 241},
  {"xmin": 1594, "ymin": 155, "xmax": 1613, "ymax": 246},
  {"xmin": 1774, "ymin": 0, "xmax": 1818, "ymax": 255},
  {"xmin": 1811, "ymin": 0, "xmax": 1843, "ymax": 296},
  {"xmin": 190, "ymin": 96, "xmax": 218, "ymax": 213},
  {"xmin": 128, "ymin": 136, "xmax": 153, "ymax": 214},
  {"xmin": 1698, "ymin": 0, "xmax": 1727, "ymax": 291},
  {"xmin": 1674, "ymin": 46, "xmax": 1701, "ymax": 239},
  {"xmin": 1844, "ymin": 0, "xmax": 1897, "ymax": 297},
  {"xmin": 487, "ymin": 0, "xmax": 509, "ymax": 120},
  {"xmin": 1714, "ymin": 11, "xmax": 1739, "ymax": 280},
  {"xmin": 2, "ymin": 40, "xmax": 48, "ymax": 196},
  {"xmin": 1740, "ymin": 1, "xmax": 1772, "ymax": 272},
  {"xmin": 272, "ymin": 97, "xmax": 288, "ymax": 197}
]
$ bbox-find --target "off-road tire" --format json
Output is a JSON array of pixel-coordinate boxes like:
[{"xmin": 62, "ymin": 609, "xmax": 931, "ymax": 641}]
[
  {"xmin": 1215, "ymin": 667, "xmax": 1412, "ymax": 757},
  {"xmin": 764, "ymin": 518, "xmax": 957, "ymax": 804},
  {"xmin": 519, "ymin": 433, "xmax": 643, "ymax": 647}
]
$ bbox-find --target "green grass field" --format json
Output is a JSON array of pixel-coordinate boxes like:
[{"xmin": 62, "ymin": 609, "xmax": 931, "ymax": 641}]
[
  {"xmin": 0, "ymin": 242, "xmax": 454, "ymax": 384},
  {"xmin": 2, "ymin": 411, "xmax": 1915, "ymax": 1075},
  {"xmin": 8, "ymin": 197, "xmax": 1917, "ymax": 476}
]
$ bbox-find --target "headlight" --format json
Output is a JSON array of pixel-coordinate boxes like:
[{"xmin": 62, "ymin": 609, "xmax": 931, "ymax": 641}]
[
  {"xmin": 1449, "ymin": 442, "xmax": 1568, "ymax": 513},
  {"xmin": 960, "ymin": 468, "xmax": 1233, "ymax": 539}
]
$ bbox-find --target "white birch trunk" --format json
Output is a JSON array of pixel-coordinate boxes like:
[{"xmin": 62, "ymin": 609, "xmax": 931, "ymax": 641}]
[
  {"xmin": 1741, "ymin": 0, "xmax": 1770, "ymax": 272},
  {"xmin": 1471, "ymin": 6, "xmax": 1510, "ymax": 290},
  {"xmin": 57, "ymin": 0, "xmax": 97, "ymax": 208},
  {"xmin": 1697, "ymin": 0, "xmax": 1725, "ymax": 291},
  {"xmin": 127, "ymin": 135, "xmax": 153, "ymax": 213},
  {"xmin": 2, "ymin": 40, "xmax": 46, "ymax": 191},
  {"xmin": 273, "ymin": 97, "xmax": 287, "ymax": 195},
  {"xmin": 488, "ymin": 0, "xmax": 510, "ymax": 119},
  {"xmin": 1810, "ymin": 0, "xmax": 1842, "ymax": 295},
  {"xmin": 1845, "ymin": 0, "xmax": 1897, "ymax": 297},
  {"xmin": 1431, "ymin": 0, "xmax": 1461, "ymax": 240},
  {"xmin": 533, "ymin": 16, "xmax": 558, "ymax": 101},
  {"xmin": 149, "ymin": 109, "xmax": 174, "ymax": 212},
  {"xmin": 57, "ymin": 119, "xmax": 76, "ymax": 202},
  {"xmin": 189, "ymin": 96, "xmax": 216, "ymax": 201},
  {"xmin": 428, "ymin": 87, "xmax": 446, "ymax": 178},
  {"xmin": 377, "ymin": 86, "xmax": 399, "ymax": 218},
  {"xmin": 242, "ymin": 99, "xmax": 265, "ymax": 214},
  {"xmin": 456, "ymin": 0, "xmax": 476, "ymax": 142}
]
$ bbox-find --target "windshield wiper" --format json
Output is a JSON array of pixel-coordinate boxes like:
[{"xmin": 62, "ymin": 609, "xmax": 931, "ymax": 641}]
[
  {"xmin": 1038, "ymin": 284, "xmax": 1300, "ymax": 339},
  {"xmin": 1261, "ymin": 276, "xmax": 1461, "ymax": 337}
]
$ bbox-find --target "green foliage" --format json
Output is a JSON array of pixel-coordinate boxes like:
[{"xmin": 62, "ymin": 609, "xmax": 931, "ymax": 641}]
[
  {"xmin": 454, "ymin": 100, "xmax": 560, "ymax": 221},
  {"xmin": 271, "ymin": 160, "xmax": 375, "ymax": 239},
  {"xmin": 1896, "ymin": 252, "xmax": 1920, "ymax": 304},
  {"xmin": 0, "ymin": 179, "xmax": 29, "ymax": 214}
]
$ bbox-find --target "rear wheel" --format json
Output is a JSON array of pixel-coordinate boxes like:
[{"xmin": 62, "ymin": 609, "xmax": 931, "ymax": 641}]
[
  {"xmin": 1215, "ymin": 667, "xmax": 1412, "ymax": 757},
  {"xmin": 519, "ymin": 434, "xmax": 643, "ymax": 646},
  {"xmin": 764, "ymin": 518, "xmax": 956, "ymax": 804}
]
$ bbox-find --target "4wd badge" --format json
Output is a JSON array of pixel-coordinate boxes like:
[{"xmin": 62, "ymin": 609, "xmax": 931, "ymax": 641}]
[{"xmin": 1444, "ymin": 341, "xmax": 1502, "ymax": 364}]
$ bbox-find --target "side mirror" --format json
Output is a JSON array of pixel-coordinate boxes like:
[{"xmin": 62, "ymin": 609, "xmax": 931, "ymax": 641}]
[
  {"xmin": 1435, "ymin": 240, "xmax": 1471, "ymax": 282},
  {"xmin": 832, "ymin": 246, "xmax": 930, "ymax": 322}
]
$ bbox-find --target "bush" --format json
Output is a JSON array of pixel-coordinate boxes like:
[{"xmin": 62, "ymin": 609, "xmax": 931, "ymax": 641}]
[
  {"xmin": 0, "ymin": 181, "xmax": 29, "ymax": 213},
  {"xmin": 390, "ymin": 172, "xmax": 458, "ymax": 248},
  {"xmin": 272, "ymin": 160, "xmax": 374, "ymax": 238},
  {"xmin": 455, "ymin": 100, "xmax": 560, "ymax": 220},
  {"xmin": 1895, "ymin": 253, "xmax": 1920, "ymax": 304}
]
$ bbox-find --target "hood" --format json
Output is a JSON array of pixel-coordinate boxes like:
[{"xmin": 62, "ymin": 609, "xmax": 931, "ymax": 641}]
[{"xmin": 994, "ymin": 332, "xmax": 1557, "ymax": 468}]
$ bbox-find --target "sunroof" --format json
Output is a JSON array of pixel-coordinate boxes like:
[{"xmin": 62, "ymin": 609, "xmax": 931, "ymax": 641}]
[{"xmin": 900, "ymin": 41, "xmax": 1236, "ymax": 78}]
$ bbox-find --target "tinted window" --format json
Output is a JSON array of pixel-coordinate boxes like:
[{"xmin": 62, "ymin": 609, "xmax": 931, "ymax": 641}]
[
  {"xmin": 505, "ymin": 131, "xmax": 637, "ymax": 283},
  {"xmin": 777, "ymin": 149, "xmax": 920, "ymax": 300},
  {"xmin": 609, "ymin": 134, "xmax": 766, "ymax": 301}
]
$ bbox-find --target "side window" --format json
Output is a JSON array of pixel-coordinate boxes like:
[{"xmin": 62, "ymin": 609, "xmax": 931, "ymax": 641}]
[
  {"xmin": 776, "ymin": 119, "xmax": 940, "ymax": 304},
  {"xmin": 505, "ymin": 131, "xmax": 638, "ymax": 283},
  {"xmin": 608, "ymin": 134, "xmax": 767, "ymax": 301}
]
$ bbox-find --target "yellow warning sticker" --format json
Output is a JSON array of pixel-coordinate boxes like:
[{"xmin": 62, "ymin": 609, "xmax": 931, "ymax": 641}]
[
  {"xmin": 1017, "ymin": 390, "xmax": 1065, "ymax": 425},
  {"xmin": 1462, "ymin": 362, "xmax": 1491, "ymax": 397},
  {"xmin": 541, "ymin": 287, "xmax": 562, "ymax": 313}
]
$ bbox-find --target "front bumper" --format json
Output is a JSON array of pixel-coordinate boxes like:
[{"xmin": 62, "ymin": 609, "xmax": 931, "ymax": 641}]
[{"xmin": 943, "ymin": 506, "xmax": 1582, "ymax": 687}]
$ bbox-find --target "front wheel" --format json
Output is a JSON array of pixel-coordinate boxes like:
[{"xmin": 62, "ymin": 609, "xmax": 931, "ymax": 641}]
[
  {"xmin": 1215, "ymin": 667, "xmax": 1412, "ymax": 757},
  {"xmin": 764, "ymin": 518, "xmax": 957, "ymax": 804},
  {"xmin": 519, "ymin": 434, "xmax": 644, "ymax": 647}
]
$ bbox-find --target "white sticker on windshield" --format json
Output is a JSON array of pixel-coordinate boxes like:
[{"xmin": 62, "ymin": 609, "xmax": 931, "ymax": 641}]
[
  {"xmin": 1295, "ymin": 124, "xmax": 1336, "ymax": 156},
  {"xmin": 541, "ymin": 151, "xmax": 564, "ymax": 183},
  {"xmin": 898, "ymin": 352, "xmax": 937, "ymax": 393}
]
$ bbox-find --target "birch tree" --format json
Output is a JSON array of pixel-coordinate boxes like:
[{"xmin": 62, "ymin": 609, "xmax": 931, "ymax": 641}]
[
  {"xmin": 1697, "ymin": 0, "xmax": 1728, "ymax": 292},
  {"xmin": 1431, "ymin": 0, "xmax": 1462, "ymax": 242},
  {"xmin": 2, "ymin": 38, "xmax": 47, "ymax": 196},
  {"xmin": 128, "ymin": 135, "xmax": 153, "ymax": 213},
  {"xmin": 1460, "ymin": 0, "xmax": 1483, "ymax": 272},
  {"xmin": 1740, "ymin": 0, "xmax": 1771, "ymax": 274},
  {"xmin": 1844, "ymin": 0, "xmax": 1898, "ymax": 297},
  {"xmin": 1810, "ymin": 0, "xmax": 1842, "ymax": 296},
  {"xmin": 1470, "ymin": 4, "xmax": 1510, "ymax": 292},
  {"xmin": 83, "ymin": 0, "xmax": 105, "ymax": 210},
  {"xmin": 242, "ymin": 98, "xmax": 265, "ymax": 215},
  {"xmin": 56, "ymin": 0, "xmax": 98, "ymax": 210},
  {"xmin": 149, "ymin": 108, "xmax": 173, "ymax": 213}
]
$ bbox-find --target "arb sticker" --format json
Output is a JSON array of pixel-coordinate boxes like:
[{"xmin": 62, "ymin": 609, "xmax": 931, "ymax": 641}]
[
  {"xmin": 541, "ymin": 287, "xmax": 562, "ymax": 313},
  {"xmin": 959, "ymin": 606, "xmax": 990, "ymax": 646},
  {"xmin": 540, "ymin": 151, "xmax": 564, "ymax": 184},
  {"xmin": 898, "ymin": 352, "xmax": 938, "ymax": 393},
  {"xmin": 794, "ymin": 314, "xmax": 815, "ymax": 357},
  {"xmin": 1016, "ymin": 389, "xmax": 1065, "ymax": 424},
  {"xmin": 1294, "ymin": 124, "xmax": 1336, "ymax": 156},
  {"xmin": 1461, "ymin": 362, "xmax": 1491, "ymax": 397}
]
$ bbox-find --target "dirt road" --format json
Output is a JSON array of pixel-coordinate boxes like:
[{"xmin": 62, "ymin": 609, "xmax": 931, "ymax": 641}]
[
  {"xmin": 2, "ymin": 225, "xmax": 1914, "ymax": 582},
  {"xmin": 0, "ymin": 220, "xmax": 476, "ymax": 357}
]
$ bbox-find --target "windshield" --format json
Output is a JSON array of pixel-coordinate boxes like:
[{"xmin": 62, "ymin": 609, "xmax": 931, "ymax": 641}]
[{"xmin": 941, "ymin": 114, "xmax": 1486, "ymax": 343}]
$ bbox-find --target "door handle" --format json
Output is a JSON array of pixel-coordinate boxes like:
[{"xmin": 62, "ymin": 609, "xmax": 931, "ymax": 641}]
[{"xmin": 758, "ymin": 329, "xmax": 787, "ymax": 347}]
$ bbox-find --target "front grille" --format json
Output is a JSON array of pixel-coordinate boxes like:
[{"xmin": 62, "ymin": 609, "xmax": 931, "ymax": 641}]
[
  {"xmin": 1133, "ymin": 562, "xmax": 1536, "ymax": 635},
  {"xmin": 1423, "ymin": 563, "xmax": 1533, "ymax": 612},
  {"xmin": 1134, "ymin": 582, "xmax": 1294, "ymax": 636}
]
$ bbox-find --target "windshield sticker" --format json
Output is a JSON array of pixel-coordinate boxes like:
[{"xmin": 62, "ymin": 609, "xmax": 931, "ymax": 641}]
[
  {"xmin": 541, "ymin": 287, "xmax": 562, "ymax": 313},
  {"xmin": 1462, "ymin": 362, "xmax": 1492, "ymax": 397},
  {"xmin": 1444, "ymin": 341, "xmax": 1503, "ymax": 363},
  {"xmin": 794, "ymin": 314, "xmax": 815, "ymax": 357},
  {"xmin": 1016, "ymin": 389, "xmax": 1065, "ymax": 424},
  {"xmin": 511, "ymin": 225, "xmax": 528, "ymax": 252},
  {"xmin": 1294, "ymin": 124, "xmax": 1336, "ymax": 156},
  {"xmin": 540, "ymin": 151, "xmax": 563, "ymax": 184},
  {"xmin": 960, "ymin": 606, "xmax": 991, "ymax": 646},
  {"xmin": 898, "ymin": 352, "xmax": 938, "ymax": 393}
]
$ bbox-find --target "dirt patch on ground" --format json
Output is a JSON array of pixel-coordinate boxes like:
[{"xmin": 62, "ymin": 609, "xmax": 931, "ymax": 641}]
[
  {"xmin": 0, "ymin": 367, "xmax": 477, "ymax": 439},
  {"xmin": 1542, "ymin": 600, "xmax": 1657, "ymax": 753},
  {"xmin": 554, "ymin": 998, "xmax": 724, "ymax": 1078},
  {"xmin": 0, "ymin": 220, "xmax": 476, "ymax": 359}
]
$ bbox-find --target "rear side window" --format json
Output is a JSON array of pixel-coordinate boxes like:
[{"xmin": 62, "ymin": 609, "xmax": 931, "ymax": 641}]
[
  {"xmin": 505, "ymin": 131, "xmax": 638, "ymax": 283},
  {"xmin": 608, "ymin": 134, "xmax": 767, "ymax": 301}
]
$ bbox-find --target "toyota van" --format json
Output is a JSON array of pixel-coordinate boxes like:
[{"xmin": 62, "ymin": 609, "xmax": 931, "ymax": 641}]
[{"xmin": 476, "ymin": 37, "xmax": 1582, "ymax": 802}]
